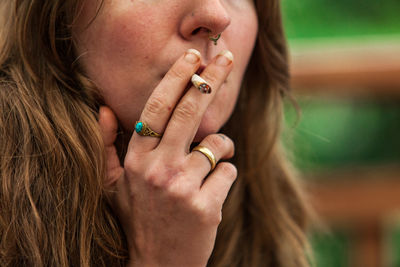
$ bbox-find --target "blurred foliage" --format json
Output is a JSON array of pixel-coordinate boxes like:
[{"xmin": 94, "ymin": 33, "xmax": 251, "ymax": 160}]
[
  {"xmin": 281, "ymin": 1, "xmax": 400, "ymax": 265},
  {"xmin": 389, "ymin": 224, "xmax": 400, "ymax": 266},
  {"xmin": 284, "ymin": 98, "xmax": 400, "ymax": 173},
  {"xmin": 386, "ymin": 223, "xmax": 400, "ymax": 267},
  {"xmin": 282, "ymin": 0, "xmax": 400, "ymax": 39},
  {"xmin": 310, "ymin": 230, "xmax": 350, "ymax": 267},
  {"xmin": 281, "ymin": 0, "xmax": 400, "ymax": 174}
]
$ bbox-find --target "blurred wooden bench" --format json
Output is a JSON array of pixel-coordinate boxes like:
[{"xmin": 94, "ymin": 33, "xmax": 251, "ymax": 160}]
[
  {"xmin": 290, "ymin": 37, "xmax": 400, "ymax": 97},
  {"xmin": 307, "ymin": 167, "xmax": 400, "ymax": 267},
  {"xmin": 289, "ymin": 37, "xmax": 400, "ymax": 267}
]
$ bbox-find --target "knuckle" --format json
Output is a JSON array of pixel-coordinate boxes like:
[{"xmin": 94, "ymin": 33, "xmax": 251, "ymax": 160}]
[
  {"xmin": 224, "ymin": 136, "xmax": 235, "ymax": 158},
  {"xmin": 173, "ymin": 100, "xmax": 198, "ymax": 122},
  {"xmin": 219, "ymin": 162, "xmax": 237, "ymax": 181},
  {"xmin": 202, "ymin": 208, "xmax": 222, "ymax": 226},
  {"xmin": 144, "ymin": 172, "xmax": 163, "ymax": 189},
  {"xmin": 142, "ymin": 164, "xmax": 160, "ymax": 185},
  {"xmin": 143, "ymin": 95, "xmax": 171, "ymax": 118},
  {"xmin": 200, "ymin": 72, "xmax": 219, "ymax": 86},
  {"xmin": 144, "ymin": 160, "xmax": 185, "ymax": 189},
  {"xmin": 221, "ymin": 134, "xmax": 234, "ymax": 148},
  {"xmin": 193, "ymin": 201, "xmax": 222, "ymax": 226},
  {"xmin": 144, "ymin": 169, "xmax": 164, "ymax": 189},
  {"xmin": 166, "ymin": 66, "xmax": 187, "ymax": 81},
  {"xmin": 124, "ymin": 154, "xmax": 142, "ymax": 175},
  {"xmin": 168, "ymin": 183, "xmax": 192, "ymax": 201},
  {"xmin": 206, "ymin": 134, "xmax": 225, "ymax": 152},
  {"xmin": 210, "ymin": 211, "xmax": 223, "ymax": 225}
]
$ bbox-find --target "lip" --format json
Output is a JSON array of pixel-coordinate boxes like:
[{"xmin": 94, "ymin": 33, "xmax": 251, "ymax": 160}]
[
  {"xmin": 159, "ymin": 58, "xmax": 228, "ymax": 93},
  {"xmin": 160, "ymin": 60, "xmax": 205, "ymax": 79},
  {"xmin": 160, "ymin": 63, "xmax": 229, "ymax": 96}
]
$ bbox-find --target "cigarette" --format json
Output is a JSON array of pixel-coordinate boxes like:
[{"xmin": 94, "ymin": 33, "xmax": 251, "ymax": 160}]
[{"xmin": 191, "ymin": 74, "xmax": 212, "ymax": 94}]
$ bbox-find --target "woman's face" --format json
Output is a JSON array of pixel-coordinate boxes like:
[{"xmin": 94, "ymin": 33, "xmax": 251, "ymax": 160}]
[{"xmin": 74, "ymin": 0, "xmax": 258, "ymax": 141}]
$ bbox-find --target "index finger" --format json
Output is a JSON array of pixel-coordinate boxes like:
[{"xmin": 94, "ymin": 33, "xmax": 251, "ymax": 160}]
[{"xmin": 128, "ymin": 49, "xmax": 202, "ymax": 153}]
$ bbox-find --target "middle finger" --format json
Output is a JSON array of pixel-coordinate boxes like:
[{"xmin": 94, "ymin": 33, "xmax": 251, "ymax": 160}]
[{"xmin": 128, "ymin": 48, "xmax": 201, "ymax": 153}]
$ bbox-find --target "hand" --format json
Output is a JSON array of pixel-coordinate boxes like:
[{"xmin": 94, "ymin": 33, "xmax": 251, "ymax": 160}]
[{"xmin": 98, "ymin": 49, "xmax": 237, "ymax": 267}]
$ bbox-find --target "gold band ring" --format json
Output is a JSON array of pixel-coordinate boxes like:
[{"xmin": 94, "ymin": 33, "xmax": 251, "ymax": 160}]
[
  {"xmin": 135, "ymin": 121, "xmax": 162, "ymax": 138},
  {"xmin": 192, "ymin": 145, "xmax": 216, "ymax": 171}
]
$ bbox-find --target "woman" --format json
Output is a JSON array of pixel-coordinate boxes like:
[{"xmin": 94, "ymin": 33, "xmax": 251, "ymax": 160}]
[{"xmin": 0, "ymin": 0, "xmax": 310, "ymax": 266}]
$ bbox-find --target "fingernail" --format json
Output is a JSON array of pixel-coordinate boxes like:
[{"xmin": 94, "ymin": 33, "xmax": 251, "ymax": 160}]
[
  {"xmin": 215, "ymin": 50, "xmax": 233, "ymax": 66},
  {"xmin": 184, "ymin": 48, "xmax": 201, "ymax": 63}
]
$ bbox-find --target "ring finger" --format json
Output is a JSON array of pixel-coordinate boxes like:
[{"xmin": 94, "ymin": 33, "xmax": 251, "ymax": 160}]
[{"xmin": 186, "ymin": 134, "xmax": 234, "ymax": 188}]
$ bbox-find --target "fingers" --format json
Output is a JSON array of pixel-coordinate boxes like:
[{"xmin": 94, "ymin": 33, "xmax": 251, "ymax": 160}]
[
  {"xmin": 98, "ymin": 106, "xmax": 124, "ymax": 188},
  {"xmin": 99, "ymin": 106, "xmax": 119, "ymax": 147},
  {"xmin": 198, "ymin": 162, "xmax": 237, "ymax": 212},
  {"xmin": 160, "ymin": 50, "xmax": 234, "ymax": 150},
  {"xmin": 128, "ymin": 49, "xmax": 202, "ymax": 153},
  {"xmin": 186, "ymin": 134, "xmax": 234, "ymax": 188}
]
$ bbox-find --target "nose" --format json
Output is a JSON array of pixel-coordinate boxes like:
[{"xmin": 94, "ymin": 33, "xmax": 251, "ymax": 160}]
[{"xmin": 179, "ymin": 0, "xmax": 231, "ymax": 42}]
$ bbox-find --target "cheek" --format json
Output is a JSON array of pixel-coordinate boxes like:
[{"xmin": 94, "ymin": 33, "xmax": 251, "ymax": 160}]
[
  {"xmin": 93, "ymin": 12, "xmax": 160, "ymax": 69},
  {"xmin": 233, "ymin": 17, "xmax": 257, "ymax": 64},
  {"xmin": 74, "ymin": 4, "xmax": 171, "ymax": 126},
  {"xmin": 223, "ymin": 7, "xmax": 258, "ymax": 84},
  {"xmin": 207, "ymin": 83, "xmax": 241, "ymax": 125}
]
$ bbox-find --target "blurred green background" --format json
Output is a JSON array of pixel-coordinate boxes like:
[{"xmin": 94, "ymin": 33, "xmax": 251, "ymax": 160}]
[
  {"xmin": 284, "ymin": 99, "xmax": 400, "ymax": 173},
  {"xmin": 281, "ymin": 0, "xmax": 400, "ymax": 266},
  {"xmin": 282, "ymin": 0, "xmax": 400, "ymax": 39}
]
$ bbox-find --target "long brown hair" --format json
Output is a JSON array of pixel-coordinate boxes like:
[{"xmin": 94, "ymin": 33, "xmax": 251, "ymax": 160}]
[
  {"xmin": 0, "ymin": 0, "xmax": 310, "ymax": 266},
  {"xmin": 210, "ymin": 0, "xmax": 310, "ymax": 265}
]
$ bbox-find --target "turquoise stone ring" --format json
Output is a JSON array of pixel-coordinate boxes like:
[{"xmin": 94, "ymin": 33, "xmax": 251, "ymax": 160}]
[
  {"xmin": 134, "ymin": 121, "xmax": 162, "ymax": 138},
  {"xmin": 135, "ymin": 122, "xmax": 143, "ymax": 133}
]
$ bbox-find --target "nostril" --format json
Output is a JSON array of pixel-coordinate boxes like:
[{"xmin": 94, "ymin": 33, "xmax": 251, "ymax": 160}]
[{"xmin": 191, "ymin": 27, "xmax": 201, "ymax": 35}]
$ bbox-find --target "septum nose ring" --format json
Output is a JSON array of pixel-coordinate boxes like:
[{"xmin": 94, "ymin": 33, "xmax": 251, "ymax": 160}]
[{"xmin": 208, "ymin": 31, "xmax": 221, "ymax": 45}]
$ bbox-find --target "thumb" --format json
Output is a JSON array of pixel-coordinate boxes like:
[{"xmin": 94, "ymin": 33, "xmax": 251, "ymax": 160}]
[
  {"xmin": 98, "ymin": 106, "xmax": 119, "ymax": 147},
  {"xmin": 98, "ymin": 106, "xmax": 123, "ymax": 187}
]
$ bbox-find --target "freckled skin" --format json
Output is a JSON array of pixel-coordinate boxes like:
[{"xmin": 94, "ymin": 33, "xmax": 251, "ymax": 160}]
[
  {"xmin": 91, "ymin": 1, "xmax": 258, "ymax": 265},
  {"xmin": 74, "ymin": 0, "xmax": 258, "ymax": 141}
]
